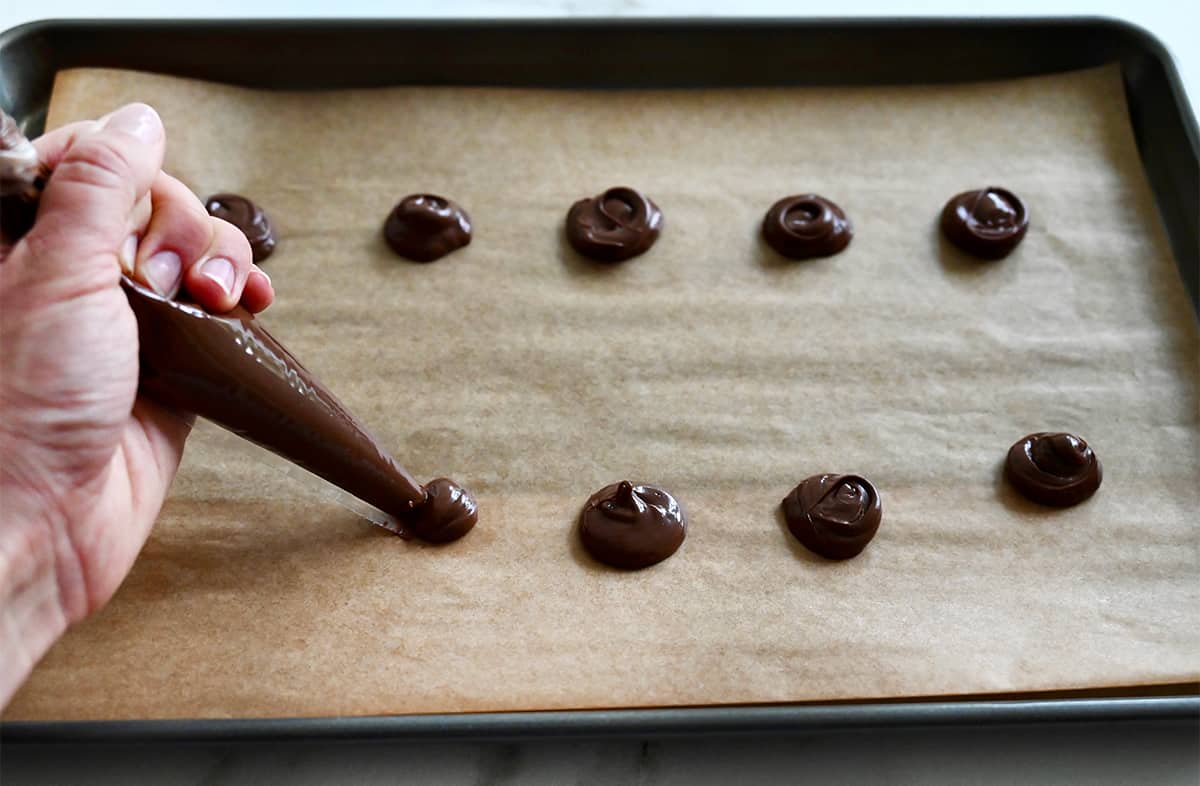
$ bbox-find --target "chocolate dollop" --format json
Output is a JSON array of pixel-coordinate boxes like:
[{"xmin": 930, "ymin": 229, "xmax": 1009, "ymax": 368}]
[
  {"xmin": 940, "ymin": 186, "xmax": 1028, "ymax": 259},
  {"xmin": 580, "ymin": 481, "xmax": 686, "ymax": 569},
  {"xmin": 1005, "ymin": 432, "xmax": 1102, "ymax": 507},
  {"xmin": 565, "ymin": 187, "xmax": 662, "ymax": 262},
  {"xmin": 403, "ymin": 477, "xmax": 479, "ymax": 543},
  {"xmin": 204, "ymin": 193, "xmax": 277, "ymax": 262},
  {"xmin": 782, "ymin": 473, "xmax": 882, "ymax": 560},
  {"xmin": 383, "ymin": 194, "xmax": 472, "ymax": 262},
  {"xmin": 762, "ymin": 194, "xmax": 852, "ymax": 259}
]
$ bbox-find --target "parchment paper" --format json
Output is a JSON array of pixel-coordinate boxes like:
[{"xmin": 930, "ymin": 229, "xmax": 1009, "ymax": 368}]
[{"xmin": 7, "ymin": 65, "xmax": 1198, "ymax": 721}]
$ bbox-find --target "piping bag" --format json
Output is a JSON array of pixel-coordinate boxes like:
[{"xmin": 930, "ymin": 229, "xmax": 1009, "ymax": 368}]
[{"xmin": 0, "ymin": 109, "xmax": 478, "ymax": 542}]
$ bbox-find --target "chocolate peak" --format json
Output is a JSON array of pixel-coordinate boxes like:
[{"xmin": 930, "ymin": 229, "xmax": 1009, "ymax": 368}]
[
  {"xmin": 1031, "ymin": 433, "xmax": 1090, "ymax": 475},
  {"xmin": 762, "ymin": 194, "xmax": 852, "ymax": 259},
  {"xmin": 403, "ymin": 477, "xmax": 479, "ymax": 543},
  {"xmin": 940, "ymin": 186, "xmax": 1029, "ymax": 259},
  {"xmin": 815, "ymin": 479, "xmax": 871, "ymax": 526},
  {"xmin": 565, "ymin": 186, "xmax": 662, "ymax": 262},
  {"xmin": 782, "ymin": 473, "xmax": 882, "ymax": 560},
  {"xmin": 580, "ymin": 481, "xmax": 686, "ymax": 570},
  {"xmin": 602, "ymin": 479, "xmax": 646, "ymax": 521},
  {"xmin": 204, "ymin": 193, "xmax": 277, "ymax": 262},
  {"xmin": 383, "ymin": 194, "xmax": 472, "ymax": 262},
  {"xmin": 1006, "ymin": 432, "xmax": 1102, "ymax": 507}
]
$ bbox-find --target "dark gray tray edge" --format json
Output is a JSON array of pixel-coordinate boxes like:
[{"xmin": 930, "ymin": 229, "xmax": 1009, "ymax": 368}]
[
  {"xmin": 4, "ymin": 697, "xmax": 1198, "ymax": 744},
  {"xmin": 0, "ymin": 17, "xmax": 1196, "ymax": 742}
]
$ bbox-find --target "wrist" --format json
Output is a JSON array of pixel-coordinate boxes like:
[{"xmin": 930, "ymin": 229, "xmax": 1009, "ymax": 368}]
[{"xmin": 0, "ymin": 490, "xmax": 68, "ymax": 711}]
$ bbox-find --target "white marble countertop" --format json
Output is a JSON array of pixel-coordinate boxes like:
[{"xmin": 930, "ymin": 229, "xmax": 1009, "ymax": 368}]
[{"xmin": 0, "ymin": 4, "xmax": 1196, "ymax": 784}]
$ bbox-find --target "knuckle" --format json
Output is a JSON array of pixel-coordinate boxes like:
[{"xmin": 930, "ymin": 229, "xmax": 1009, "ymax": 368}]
[
  {"xmin": 64, "ymin": 137, "xmax": 137, "ymax": 188},
  {"xmin": 150, "ymin": 202, "xmax": 213, "ymax": 258}
]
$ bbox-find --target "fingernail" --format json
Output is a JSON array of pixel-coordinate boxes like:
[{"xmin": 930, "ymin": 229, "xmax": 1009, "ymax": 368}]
[
  {"xmin": 251, "ymin": 268, "xmax": 272, "ymax": 287},
  {"xmin": 199, "ymin": 257, "xmax": 236, "ymax": 296},
  {"xmin": 103, "ymin": 103, "xmax": 163, "ymax": 145},
  {"xmin": 141, "ymin": 250, "xmax": 182, "ymax": 297},
  {"xmin": 119, "ymin": 233, "xmax": 138, "ymax": 273}
]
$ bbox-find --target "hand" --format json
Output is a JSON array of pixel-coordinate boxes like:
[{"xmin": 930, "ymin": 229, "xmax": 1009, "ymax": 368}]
[{"xmin": 0, "ymin": 103, "xmax": 274, "ymax": 707}]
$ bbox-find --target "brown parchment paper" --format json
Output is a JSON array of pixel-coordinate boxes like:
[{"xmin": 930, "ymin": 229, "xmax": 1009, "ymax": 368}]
[{"xmin": 7, "ymin": 65, "xmax": 1198, "ymax": 721}]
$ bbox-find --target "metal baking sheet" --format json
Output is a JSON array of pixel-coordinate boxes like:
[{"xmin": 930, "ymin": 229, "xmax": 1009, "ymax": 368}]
[{"xmin": 0, "ymin": 18, "xmax": 1196, "ymax": 743}]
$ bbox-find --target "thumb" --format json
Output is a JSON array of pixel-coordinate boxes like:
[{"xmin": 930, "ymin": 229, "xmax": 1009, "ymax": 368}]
[{"xmin": 18, "ymin": 103, "xmax": 164, "ymax": 290}]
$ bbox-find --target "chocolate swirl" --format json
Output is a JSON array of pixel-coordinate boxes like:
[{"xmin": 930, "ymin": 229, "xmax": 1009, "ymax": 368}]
[
  {"xmin": 204, "ymin": 193, "xmax": 277, "ymax": 262},
  {"xmin": 580, "ymin": 481, "xmax": 686, "ymax": 569},
  {"xmin": 1005, "ymin": 433, "xmax": 1102, "ymax": 507},
  {"xmin": 403, "ymin": 477, "xmax": 479, "ymax": 543},
  {"xmin": 565, "ymin": 187, "xmax": 662, "ymax": 262},
  {"xmin": 940, "ymin": 186, "xmax": 1029, "ymax": 259},
  {"xmin": 761, "ymin": 194, "xmax": 852, "ymax": 259},
  {"xmin": 781, "ymin": 474, "xmax": 882, "ymax": 560},
  {"xmin": 383, "ymin": 194, "xmax": 472, "ymax": 262}
]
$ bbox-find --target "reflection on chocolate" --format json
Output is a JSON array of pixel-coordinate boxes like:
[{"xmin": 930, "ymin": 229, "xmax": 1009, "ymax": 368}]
[
  {"xmin": 122, "ymin": 277, "xmax": 429, "ymax": 519},
  {"xmin": 940, "ymin": 187, "xmax": 1028, "ymax": 259},
  {"xmin": 782, "ymin": 474, "xmax": 882, "ymax": 560},
  {"xmin": 383, "ymin": 194, "xmax": 472, "ymax": 262},
  {"xmin": 204, "ymin": 193, "xmax": 277, "ymax": 262},
  {"xmin": 762, "ymin": 194, "xmax": 852, "ymax": 259},
  {"xmin": 566, "ymin": 187, "xmax": 662, "ymax": 262},
  {"xmin": 1005, "ymin": 432, "xmax": 1102, "ymax": 507},
  {"xmin": 405, "ymin": 477, "xmax": 478, "ymax": 543},
  {"xmin": 580, "ymin": 481, "xmax": 686, "ymax": 569}
]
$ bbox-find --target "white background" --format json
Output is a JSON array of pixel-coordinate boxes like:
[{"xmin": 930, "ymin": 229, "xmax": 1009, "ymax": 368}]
[{"xmin": 1, "ymin": 3, "xmax": 1196, "ymax": 784}]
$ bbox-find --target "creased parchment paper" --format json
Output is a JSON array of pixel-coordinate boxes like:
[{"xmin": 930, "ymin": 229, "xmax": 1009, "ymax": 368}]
[{"xmin": 7, "ymin": 65, "xmax": 1197, "ymax": 721}]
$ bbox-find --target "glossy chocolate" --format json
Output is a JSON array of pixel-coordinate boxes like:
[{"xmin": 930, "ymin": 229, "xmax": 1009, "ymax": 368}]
[
  {"xmin": 762, "ymin": 194, "xmax": 852, "ymax": 259},
  {"xmin": 566, "ymin": 187, "xmax": 662, "ymax": 262},
  {"xmin": 940, "ymin": 187, "xmax": 1029, "ymax": 259},
  {"xmin": 580, "ymin": 481, "xmax": 686, "ymax": 569},
  {"xmin": 1005, "ymin": 432, "xmax": 1102, "ymax": 507},
  {"xmin": 123, "ymin": 277, "xmax": 433, "ymax": 521},
  {"xmin": 782, "ymin": 474, "xmax": 882, "ymax": 560},
  {"xmin": 404, "ymin": 477, "xmax": 478, "ymax": 543},
  {"xmin": 204, "ymin": 193, "xmax": 277, "ymax": 262},
  {"xmin": 383, "ymin": 194, "xmax": 472, "ymax": 262}
]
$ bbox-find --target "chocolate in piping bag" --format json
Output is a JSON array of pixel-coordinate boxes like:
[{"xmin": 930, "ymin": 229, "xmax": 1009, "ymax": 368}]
[{"xmin": 123, "ymin": 278, "xmax": 428, "ymax": 520}]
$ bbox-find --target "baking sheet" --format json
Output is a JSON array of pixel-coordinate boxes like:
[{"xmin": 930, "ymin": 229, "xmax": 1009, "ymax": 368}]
[{"xmin": 6, "ymin": 65, "xmax": 1197, "ymax": 721}]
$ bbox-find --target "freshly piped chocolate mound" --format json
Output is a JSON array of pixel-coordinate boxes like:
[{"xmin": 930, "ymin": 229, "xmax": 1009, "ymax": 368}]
[
  {"xmin": 940, "ymin": 187, "xmax": 1028, "ymax": 259},
  {"xmin": 762, "ymin": 194, "xmax": 852, "ymax": 259},
  {"xmin": 204, "ymin": 193, "xmax": 277, "ymax": 262},
  {"xmin": 580, "ymin": 481, "xmax": 686, "ymax": 569},
  {"xmin": 782, "ymin": 473, "xmax": 882, "ymax": 560},
  {"xmin": 565, "ymin": 187, "xmax": 662, "ymax": 262},
  {"xmin": 404, "ymin": 477, "xmax": 479, "ymax": 543},
  {"xmin": 383, "ymin": 194, "xmax": 472, "ymax": 262},
  {"xmin": 1005, "ymin": 432, "xmax": 1102, "ymax": 507}
]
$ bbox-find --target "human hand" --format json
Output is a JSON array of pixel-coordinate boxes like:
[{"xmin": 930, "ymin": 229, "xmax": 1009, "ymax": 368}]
[{"xmin": 0, "ymin": 103, "xmax": 274, "ymax": 706}]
